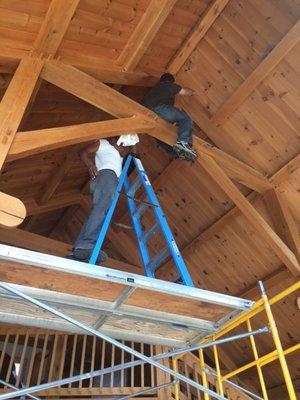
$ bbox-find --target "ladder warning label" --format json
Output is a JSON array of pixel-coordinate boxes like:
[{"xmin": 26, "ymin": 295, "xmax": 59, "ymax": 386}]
[
  {"xmin": 135, "ymin": 158, "xmax": 144, "ymax": 171},
  {"xmin": 142, "ymin": 172, "xmax": 151, "ymax": 185},
  {"xmin": 172, "ymin": 240, "xmax": 180, "ymax": 256}
]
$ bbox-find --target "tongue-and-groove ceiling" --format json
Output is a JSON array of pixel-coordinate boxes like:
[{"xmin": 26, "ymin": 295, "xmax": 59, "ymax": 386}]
[{"xmin": 0, "ymin": 0, "xmax": 299, "ymax": 396}]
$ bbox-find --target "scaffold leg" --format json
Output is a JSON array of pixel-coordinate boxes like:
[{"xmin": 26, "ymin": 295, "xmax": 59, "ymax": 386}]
[
  {"xmin": 259, "ymin": 281, "xmax": 297, "ymax": 400},
  {"xmin": 213, "ymin": 344, "xmax": 224, "ymax": 396},
  {"xmin": 246, "ymin": 319, "xmax": 269, "ymax": 399}
]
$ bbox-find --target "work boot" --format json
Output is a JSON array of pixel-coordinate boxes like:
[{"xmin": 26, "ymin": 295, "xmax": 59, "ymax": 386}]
[
  {"xmin": 173, "ymin": 141, "xmax": 198, "ymax": 161},
  {"xmin": 71, "ymin": 248, "xmax": 108, "ymax": 263}
]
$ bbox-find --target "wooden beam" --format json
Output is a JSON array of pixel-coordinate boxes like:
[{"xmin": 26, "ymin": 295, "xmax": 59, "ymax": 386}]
[
  {"xmin": 156, "ymin": 346, "xmax": 172, "ymax": 400},
  {"xmin": 8, "ymin": 116, "xmax": 154, "ymax": 161},
  {"xmin": 159, "ymin": 154, "xmax": 300, "ymax": 282},
  {"xmin": 0, "ymin": 45, "xmax": 158, "ymax": 87},
  {"xmin": 212, "ymin": 20, "xmax": 300, "ymax": 126},
  {"xmin": 40, "ymin": 61, "xmax": 270, "ymax": 192},
  {"xmin": 195, "ymin": 138, "xmax": 271, "ymax": 193},
  {"xmin": 24, "ymin": 193, "xmax": 84, "ymax": 216},
  {"xmin": 150, "ymin": 127, "xmax": 272, "ymax": 193},
  {"xmin": 264, "ymin": 189, "xmax": 300, "ymax": 264},
  {"xmin": 270, "ymin": 154, "xmax": 300, "ymax": 186},
  {"xmin": 0, "ymin": 45, "xmax": 27, "ymax": 61},
  {"xmin": 199, "ymin": 152, "xmax": 300, "ymax": 276},
  {"xmin": 33, "ymin": 0, "xmax": 80, "ymax": 56},
  {"xmin": 0, "ymin": 192, "xmax": 26, "ymax": 228},
  {"xmin": 0, "ymin": 56, "xmax": 44, "ymax": 169},
  {"xmin": 0, "ymin": 228, "xmax": 71, "ymax": 256},
  {"xmin": 0, "ymin": 227, "xmax": 140, "ymax": 274},
  {"xmin": 38, "ymin": 149, "xmax": 79, "ymax": 205},
  {"xmin": 40, "ymin": 60, "xmax": 154, "ymax": 118},
  {"xmin": 66, "ymin": 63, "xmax": 158, "ymax": 87},
  {"xmin": 117, "ymin": 0, "xmax": 177, "ymax": 71},
  {"xmin": 168, "ymin": 0, "xmax": 230, "ymax": 74}
]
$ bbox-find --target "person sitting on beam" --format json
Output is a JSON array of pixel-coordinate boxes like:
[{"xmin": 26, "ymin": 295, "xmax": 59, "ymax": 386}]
[{"xmin": 142, "ymin": 73, "xmax": 197, "ymax": 161}]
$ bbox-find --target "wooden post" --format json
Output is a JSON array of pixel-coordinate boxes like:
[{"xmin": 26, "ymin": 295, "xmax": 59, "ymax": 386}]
[{"xmin": 156, "ymin": 346, "xmax": 172, "ymax": 400}]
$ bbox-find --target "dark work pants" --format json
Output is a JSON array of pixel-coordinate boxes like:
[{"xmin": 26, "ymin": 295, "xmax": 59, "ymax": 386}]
[
  {"xmin": 151, "ymin": 104, "xmax": 193, "ymax": 144},
  {"xmin": 74, "ymin": 170, "xmax": 118, "ymax": 250}
]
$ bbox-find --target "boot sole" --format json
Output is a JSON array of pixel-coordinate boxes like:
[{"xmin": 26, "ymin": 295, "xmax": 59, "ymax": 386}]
[{"xmin": 173, "ymin": 145, "xmax": 198, "ymax": 161}]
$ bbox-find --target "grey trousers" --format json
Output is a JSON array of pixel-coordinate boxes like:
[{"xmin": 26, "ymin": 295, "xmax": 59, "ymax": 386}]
[{"xmin": 74, "ymin": 169, "xmax": 118, "ymax": 250}]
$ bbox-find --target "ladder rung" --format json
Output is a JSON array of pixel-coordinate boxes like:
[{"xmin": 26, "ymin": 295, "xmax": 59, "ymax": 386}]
[
  {"xmin": 146, "ymin": 248, "xmax": 170, "ymax": 271},
  {"xmin": 140, "ymin": 222, "xmax": 159, "ymax": 243},
  {"xmin": 128, "ymin": 176, "xmax": 142, "ymax": 195},
  {"xmin": 133, "ymin": 203, "xmax": 148, "ymax": 219}
]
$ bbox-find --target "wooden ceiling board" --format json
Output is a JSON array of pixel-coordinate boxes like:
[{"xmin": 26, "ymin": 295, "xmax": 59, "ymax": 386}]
[
  {"xmin": 278, "ymin": 168, "xmax": 300, "ymax": 224},
  {"xmin": 0, "ymin": 0, "xmax": 299, "ymax": 392},
  {"xmin": 158, "ymin": 195, "xmax": 283, "ymax": 293},
  {"xmin": 135, "ymin": 0, "xmax": 213, "ymax": 73},
  {"xmin": 220, "ymin": 57, "xmax": 300, "ymax": 175},
  {"xmin": 0, "ymin": 1, "xmax": 50, "ymax": 17},
  {"xmin": 177, "ymin": 5, "xmax": 300, "ymax": 175}
]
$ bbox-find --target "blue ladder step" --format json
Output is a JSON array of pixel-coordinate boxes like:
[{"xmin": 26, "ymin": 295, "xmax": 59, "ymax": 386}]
[
  {"xmin": 146, "ymin": 247, "xmax": 170, "ymax": 271},
  {"xmin": 139, "ymin": 222, "xmax": 159, "ymax": 243},
  {"xmin": 133, "ymin": 203, "xmax": 149, "ymax": 219},
  {"xmin": 128, "ymin": 176, "xmax": 142, "ymax": 195}
]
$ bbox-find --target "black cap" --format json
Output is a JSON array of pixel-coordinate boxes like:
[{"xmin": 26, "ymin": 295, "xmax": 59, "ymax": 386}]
[{"xmin": 160, "ymin": 73, "xmax": 175, "ymax": 82}]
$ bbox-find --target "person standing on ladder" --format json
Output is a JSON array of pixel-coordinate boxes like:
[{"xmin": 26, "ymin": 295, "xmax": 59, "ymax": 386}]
[
  {"xmin": 142, "ymin": 73, "xmax": 197, "ymax": 161},
  {"xmin": 70, "ymin": 136, "xmax": 138, "ymax": 263}
]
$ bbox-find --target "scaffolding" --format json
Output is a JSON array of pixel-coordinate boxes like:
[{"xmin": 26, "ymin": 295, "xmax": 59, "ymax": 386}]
[
  {"xmin": 0, "ymin": 245, "xmax": 298, "ymax": 399},
  {"xmin": 172, "ymin": 281, "xmax": 299, "ymax": 400},
  {"xmin": 0, "ymin": 244, "xmax": 253, "ymax": 347}
]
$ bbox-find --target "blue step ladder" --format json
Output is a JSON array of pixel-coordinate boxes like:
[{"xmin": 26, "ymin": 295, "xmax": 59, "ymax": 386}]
[{"xmin": 89, "ymin": 155, "xmax": 194, "ymax": 287}]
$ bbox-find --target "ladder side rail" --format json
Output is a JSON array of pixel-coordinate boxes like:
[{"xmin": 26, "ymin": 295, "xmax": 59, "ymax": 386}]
[
  {"xmin": 89, "ymin": 155, "xmax": 133, "ymax": 264},
  {"xmin": 124, "ymin": 175, "xmax": 154, "ymax": 278},
  {"xmin": 132, "ymin": 157, "xmax": 194, "ymax": 287}
]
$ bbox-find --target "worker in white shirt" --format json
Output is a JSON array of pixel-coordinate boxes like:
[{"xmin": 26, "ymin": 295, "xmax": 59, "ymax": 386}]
[{"xmin": 71, "ymin": 136, "xmax": 137, "ymax": 262}]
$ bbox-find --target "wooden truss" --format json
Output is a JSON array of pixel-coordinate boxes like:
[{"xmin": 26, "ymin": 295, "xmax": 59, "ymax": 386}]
[{"xmin": 0, "ymin": 1, "xmax": 299, "ymax": 277}]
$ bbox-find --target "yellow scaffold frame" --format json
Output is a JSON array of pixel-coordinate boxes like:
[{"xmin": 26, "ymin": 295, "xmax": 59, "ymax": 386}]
[{"xmin": 173, "ymin": 281, "xmax": 300, "ymax": 400}]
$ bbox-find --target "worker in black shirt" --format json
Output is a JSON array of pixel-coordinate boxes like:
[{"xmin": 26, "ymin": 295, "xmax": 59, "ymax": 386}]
[{"xmin": 142, "ymin": 73, "xmax": 197, "ymax": 161}]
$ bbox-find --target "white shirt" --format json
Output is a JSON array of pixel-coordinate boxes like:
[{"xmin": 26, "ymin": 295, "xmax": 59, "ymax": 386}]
[{"xmin": 95, "ymin": 139, "xmax": 122, "ymax": 177}]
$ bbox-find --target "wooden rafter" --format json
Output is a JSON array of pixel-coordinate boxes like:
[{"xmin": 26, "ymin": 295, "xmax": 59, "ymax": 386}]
[
  {"xmin": 264, "ymin": 189, "xmax": 300, "ymax": 264},
  {"xmin": 199, "ymin": 152, "xmax": 300, "ymax": 276},
  {"xmin": 32, "ymin": 0, "xmax": 80, "ymax": 57},
  {"xmin": 65, "ymin": 64, "xmax": 158, "ymax": 87},
  {"xmin": 24, "ymin": 193, "xmax": 84, "ymax": 216},
  {"xmin": 0, "ymin": 45, "xmax": 158, "ymax": 87},
  {"xmin": 0, "ymin": 56, "xmax": 44, "ymax": 170},
  {"xmin": 19, "ymin": 0, "xmax": 80, "ymax": 130},
  {"xmin": 0, "ymin": 228, "xmax": 71, "ymax": 256},
  {"xmin": 8, "ymin": 116, "xmax": 153, "ymax": 161},
  {"xmin": 211, "ymin": 20, "xmax": 300, "ymax": 126},
  {"xmin": 117, "ymin": 0, "xmax": 177, "ymax": 71},
  {"xmin": 39, "ymin": 61, "xmax": 271, "ymax": 193},
  {"xmin": 168, "ymin": 0, "xmax": 230, "ymax": 74},
  {"xmin": 159, "ymin": 155, "xmax": 300, "ymax": 280},
  {"xmin": 0, "ymin": 0, "xmax": 82, "ymax": 229},
  {"xmin": 38, "ymin": 149, "xmax": 79, "ymax": 205},
  {"xmin": 40, "ymin": 60, "xmax": 154, "ymax": 118}
]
